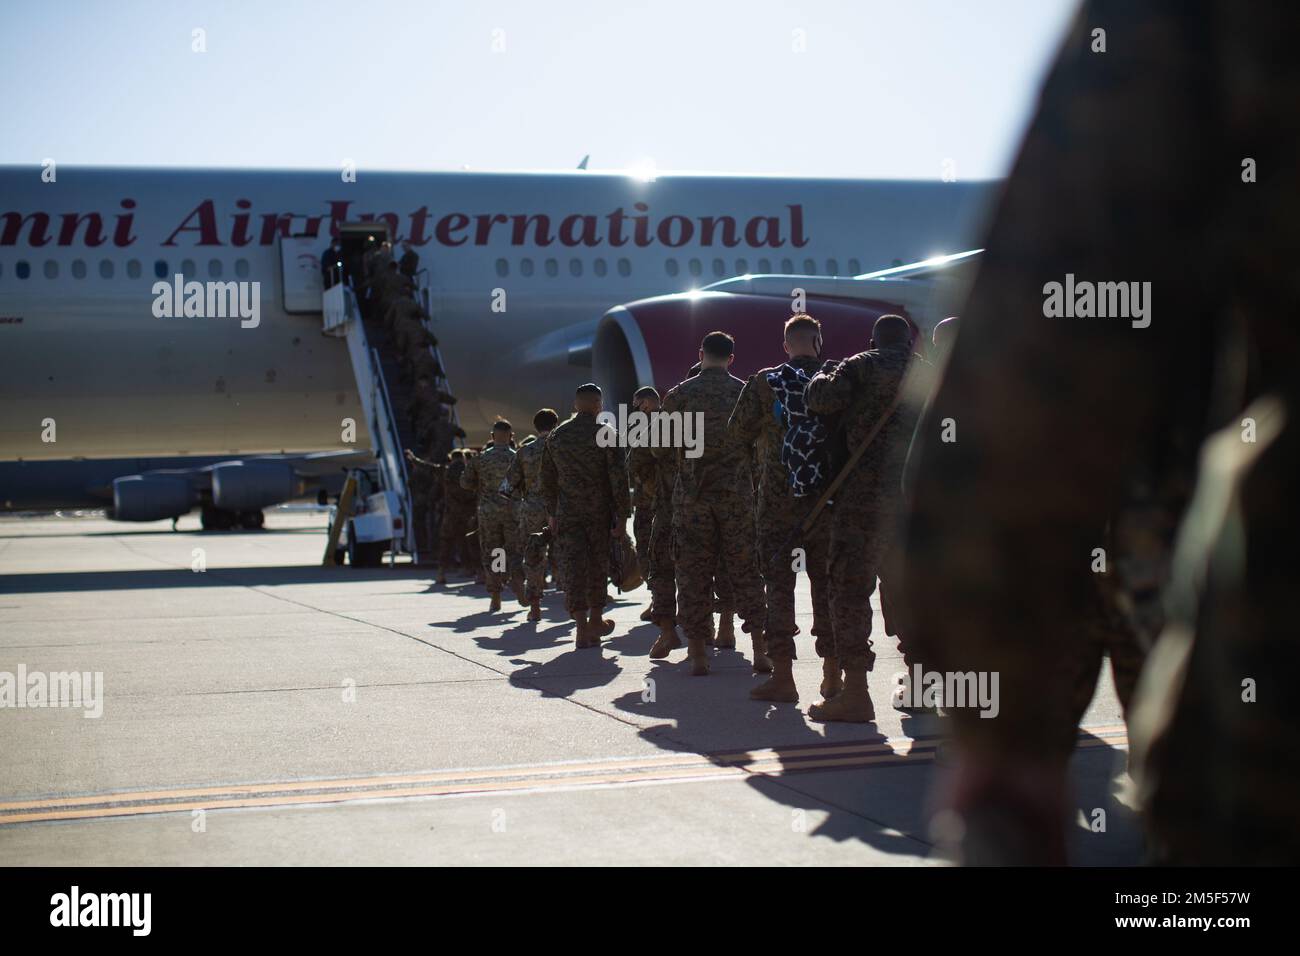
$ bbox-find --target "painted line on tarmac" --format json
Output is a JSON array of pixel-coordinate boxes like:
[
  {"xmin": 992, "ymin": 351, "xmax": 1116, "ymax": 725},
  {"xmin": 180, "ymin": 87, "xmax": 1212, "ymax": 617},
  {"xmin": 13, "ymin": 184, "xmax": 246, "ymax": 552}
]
[{"xmin": 0, "ymin": 725, "xmax": 1128, "ymax": 826}]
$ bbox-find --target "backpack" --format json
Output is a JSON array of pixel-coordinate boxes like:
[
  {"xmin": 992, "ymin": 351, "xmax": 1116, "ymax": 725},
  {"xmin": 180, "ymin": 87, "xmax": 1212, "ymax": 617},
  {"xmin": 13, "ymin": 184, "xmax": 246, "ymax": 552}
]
[{"xmin": 765, "ymin": 363, "xmax": 835, "ymax": 497}]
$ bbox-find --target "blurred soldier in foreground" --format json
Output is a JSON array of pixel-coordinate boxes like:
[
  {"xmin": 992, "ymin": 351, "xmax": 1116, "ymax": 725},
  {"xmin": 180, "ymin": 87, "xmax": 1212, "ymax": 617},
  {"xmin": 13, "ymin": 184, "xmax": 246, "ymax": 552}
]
[
  {"xmin": 506, "ymin": 408, "xmax": 559, "ymax": 621},
  {"xmin": 805, "ymin": 315, "xmax": 929, "ymax": 721},
  {"xmin": 541, "ymin": 384, "xmax": 631, "ymax": 648},
  {"xmin": 730, "ymin": 313, "xmax": 837, "ymax": 703},
  {"xmin": 898, "ymin": 0, "xmax": 1300, "ymax": 864},
  {"xmin": 626, "ymin": 386, "xmax": 661, "ymax": 622},
  {"xmin": 461, "ymin": 421, "xmax": 526, "ymax": 611},
  {"xmin": 655, "ymin": 332, "xmax": 769, "ymax": 676}
]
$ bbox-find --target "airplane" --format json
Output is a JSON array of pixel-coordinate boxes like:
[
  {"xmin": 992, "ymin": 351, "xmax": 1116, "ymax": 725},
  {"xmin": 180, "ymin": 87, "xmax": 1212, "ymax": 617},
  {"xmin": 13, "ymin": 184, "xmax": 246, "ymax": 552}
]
[{"xmin": 0, "ymin": 165, "xmax": 995, "ymax": 522}]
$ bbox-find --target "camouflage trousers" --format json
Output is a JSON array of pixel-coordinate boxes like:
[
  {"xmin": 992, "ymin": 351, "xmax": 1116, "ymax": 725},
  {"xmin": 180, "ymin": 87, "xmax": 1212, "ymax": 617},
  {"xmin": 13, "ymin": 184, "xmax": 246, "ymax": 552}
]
[
  {"xmin": 477, "ymin": 504, "xmax": 522, "ymax": 595},
  {"xmin": 555, "ymin": 510, "xmax": 611, "ymax": 618},
  {"xmin": 646, "ymin": 505, "xmax": 676, "ymax": 625},
  {"xmin": 633, "ymin": 504, "xmax": 653, "ymax": 578},
  {"xmin": 827, "ymin": 501, "xmax": 897, "ymax": 671},
  {"xmin": 757, "ymin": 492, "xmax": 834, "ymax": 661},
  {"xmin": 517, "ymin": 498, "xmax": 549, "ymax": 601},
  {"xmin": 672, "ymin": 490, "xmax": 765, "ymax": 643},
  {"xmin": 438, "ymin": 505, "xmax": 473, "ymax": 568}
]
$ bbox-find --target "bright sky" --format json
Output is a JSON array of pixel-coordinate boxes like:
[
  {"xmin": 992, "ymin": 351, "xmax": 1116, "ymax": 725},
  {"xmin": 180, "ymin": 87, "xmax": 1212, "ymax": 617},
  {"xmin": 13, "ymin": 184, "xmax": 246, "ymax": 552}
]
[{"xmin": 1, "ymin": 0, "xmax": 1078, "ymax": 179}]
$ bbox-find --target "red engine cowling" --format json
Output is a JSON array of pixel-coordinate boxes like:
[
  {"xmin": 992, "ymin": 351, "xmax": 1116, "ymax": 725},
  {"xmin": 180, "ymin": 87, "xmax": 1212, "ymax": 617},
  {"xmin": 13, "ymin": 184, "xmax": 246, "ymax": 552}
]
[{"xmin": 593, "ymin": 290, "xmax": 918, "ymax": 400}]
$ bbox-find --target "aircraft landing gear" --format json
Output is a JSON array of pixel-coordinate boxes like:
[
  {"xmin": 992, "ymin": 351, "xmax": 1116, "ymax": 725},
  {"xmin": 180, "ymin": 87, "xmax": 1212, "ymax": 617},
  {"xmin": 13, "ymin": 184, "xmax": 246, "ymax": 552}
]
[{"xmin": 200, "ymin": 506, "xmax": 264, "ymax": 531}]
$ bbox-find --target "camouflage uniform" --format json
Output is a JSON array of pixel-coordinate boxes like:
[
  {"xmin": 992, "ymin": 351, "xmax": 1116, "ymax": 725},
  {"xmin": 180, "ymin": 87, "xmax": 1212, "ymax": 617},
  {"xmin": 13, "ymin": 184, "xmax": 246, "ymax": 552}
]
[
  {"xmin": 627, "ymin": 445, "xmax": 657, "ymax": 574},
  {"xmin": 729, "ymin": 355, "xmax": 835, "ymax": 660},
  {"xmin": 438, "ymin": 453, "xmax": 476, "ymax": 570},
  {"xmin": 460, "ymin": 442, "xmax": 523, "ymax": 596},
  {"xmin": 506, "ymin": 434, "xmax": 551, "ymax": 601},
  {"xmin": 540, "ymin": 412, "xmax": 631, "ymax": 619},
  {"xmin": 805, "ymin": 344, "xmax": 926, "ymax": 671},
  {"xmin": 405, "ymin": 452, "xmax": 443, "ymax": 559},
  {"xmin": 645, "ymin": 452, "xmax": 679, "ymax": 625},
  {"xmin": 655, "ymin": 367, "xmax": 765, "ymax": 644}
]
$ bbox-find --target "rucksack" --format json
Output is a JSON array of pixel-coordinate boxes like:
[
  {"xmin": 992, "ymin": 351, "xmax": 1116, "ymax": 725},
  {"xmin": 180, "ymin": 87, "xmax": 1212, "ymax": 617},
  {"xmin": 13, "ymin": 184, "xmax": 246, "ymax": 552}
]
[{"xmin": 765, "ymin": 363, "xmax": 835, "ymax": 497}]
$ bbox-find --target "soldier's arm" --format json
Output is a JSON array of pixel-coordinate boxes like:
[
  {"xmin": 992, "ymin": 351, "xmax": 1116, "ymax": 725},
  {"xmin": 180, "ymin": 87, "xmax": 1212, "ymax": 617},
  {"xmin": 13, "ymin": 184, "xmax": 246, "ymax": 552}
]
[
  {"xmin": 651, "ymin": 387, "xmax": 683, "ymax": 462},
  {"xmin": 540, "ymin": 444, "xmax": 559, "ymax": 516},
  {"xmin": 608, "ymin": 445, "xmax": 632, "ymax": 524},
  {"xmin": 459, "ymin": 454, "xmax": 478, "ymax": 492},
  {"xmin": 806, "ymin": 357, "xmax": 861, "ymax": 415},
  {"xmin": 727, "ymin": 374, "xmax": 765, "ymax": 450}
]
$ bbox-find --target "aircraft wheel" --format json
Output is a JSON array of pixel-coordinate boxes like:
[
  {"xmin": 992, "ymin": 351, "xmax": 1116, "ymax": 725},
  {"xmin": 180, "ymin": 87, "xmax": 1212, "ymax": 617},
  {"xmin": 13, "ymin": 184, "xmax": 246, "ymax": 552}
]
[{"xmin": 239, "ymin": 510, "xmax": 265, "ymax": 530}]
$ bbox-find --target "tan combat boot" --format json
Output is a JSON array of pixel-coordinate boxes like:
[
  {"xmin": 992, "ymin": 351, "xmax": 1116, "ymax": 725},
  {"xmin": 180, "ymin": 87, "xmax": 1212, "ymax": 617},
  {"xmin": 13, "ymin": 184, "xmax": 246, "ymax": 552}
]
[
  {"xmin": 749, "ymin": 655, "xmax": 798, "ymax": 702},
  {"xmin": 527, "ymin": 597, "xmax": 541, "ymax": 622},
  {"xmin": 820, "ymin": 656, "xmax": 843, "ymax": 700},
  {"xmin": 574, "ymin": 616, "xmax": 592, "ymax": 648},
  {"xmin": 639, "ymin": 603, "xmax": 655, "ymax": 622},
  {"xmin": 649, "ymin": 621, "xmax": 681, "ymax": 659},
  {"xmin": 807, "ymin": 668, "xmax": 875, "ymax": 723},
  {"xmin": 489, "ymin": 592, "xmax": 502, "ymax": 613},
  {"xmin": 687, "ymin": 638, "xmax": 710, "ymax": 676},
  {"xmin": 512, "ymin": 573, "xmax": 528, "ymax": 607},
  {"xmin": 750, "ymin": 629, "xmax": 773, "ymax": 674},
  {"xmin": 715, "ymin": 612, "xmax": 736, "ymax": 648},
  {"xmin": 586, "ymin": 609, "xmax": 614, "ymax": 647}
]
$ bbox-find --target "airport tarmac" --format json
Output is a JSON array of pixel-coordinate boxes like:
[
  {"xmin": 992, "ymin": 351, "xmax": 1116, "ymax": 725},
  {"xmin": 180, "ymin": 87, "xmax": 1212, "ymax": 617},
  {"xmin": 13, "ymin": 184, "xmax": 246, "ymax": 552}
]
[{"xmin": 0, "ymin": 512, "xmax": 1142, "ymax": 866}]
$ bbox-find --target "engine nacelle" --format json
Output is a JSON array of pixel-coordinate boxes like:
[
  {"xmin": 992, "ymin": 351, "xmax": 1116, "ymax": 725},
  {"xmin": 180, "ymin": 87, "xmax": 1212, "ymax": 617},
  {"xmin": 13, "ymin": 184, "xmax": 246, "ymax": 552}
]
[
  {"xmin": 211, "ymin": 461, "xmax": 298, "ymax": 511},
  {"xmin": 594, "ymin": 290, "xmax": 912, "ymax": 400},
  {"xmin": 111, "ymin": 474, "xmax": 193, "ymax": 522}
]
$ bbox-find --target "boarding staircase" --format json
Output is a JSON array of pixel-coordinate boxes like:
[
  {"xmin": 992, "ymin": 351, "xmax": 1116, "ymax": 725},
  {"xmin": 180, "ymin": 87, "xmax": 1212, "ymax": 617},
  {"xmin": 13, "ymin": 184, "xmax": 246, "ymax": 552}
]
[{"xmin": 322, "ymin": 275, "xmax": 460, "ymax": 564}]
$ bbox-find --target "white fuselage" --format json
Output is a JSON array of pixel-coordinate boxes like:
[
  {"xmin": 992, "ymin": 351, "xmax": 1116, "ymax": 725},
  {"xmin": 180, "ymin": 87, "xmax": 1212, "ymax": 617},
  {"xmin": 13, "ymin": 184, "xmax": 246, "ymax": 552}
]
[{"xmin": 0, "ymin": 167, "xmax": 993, "ymax": 460}]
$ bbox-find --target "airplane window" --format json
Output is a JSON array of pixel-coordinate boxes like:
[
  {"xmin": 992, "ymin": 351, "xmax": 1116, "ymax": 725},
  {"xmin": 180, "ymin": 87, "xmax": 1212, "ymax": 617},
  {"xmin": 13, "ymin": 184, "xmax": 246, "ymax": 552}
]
[
  {"xmin": 665, "ymin": 259, "xmax": 679, "ymax": 277},
  {"xmin": 570, "ymin": 259, "xmax": 582, "ymax": 277},
  {"xmin": 209, "ymin": 259, "xmax": 223, "ymax": 278},
  {"xmin": 827, "ymin": 259, "xmax": 839, "ymax": 275},
  {"xmin": 16, "ymin": 261, "xmax": 30, "ymax": 279},
  {"xmin": 44, "ymin": 260, "xmax": 58, "ymax": 279},
  {"xmin": 545, "ymin": 258, "xmax": 558, "ymax": 277},
  {"xmin": 712, "ymin": 258, "xmax": 725, "ymax": 277},
  {"xmin": 781, "ymin": 258, "xmax": 793, "ymax": 272},
  {"xmin": 127, "ymin": 260, "xmax": 142, "ymax": 279},
  {"xmin": 99, "ymin": 259, "xmax": 113, "ymax": 279},
  {"xmin": 758, "ymin": 258, "xmax": 772, "ymax": 273},
  {"xmin": 849, "ymin": 258, "xmax": 862, "ymax": 274},
  {"xmin": 736, "ymin": 258, "xmax": 748, "ymax": 274},
  {"xmin": 520, "ymin": 258, "xmax": 534, "ymax": 277},
  {"xmin": 154, "ymin": 259, "xmax": 168, "ymax": 279},
  {"xmin": 689, "ymin": 259, "xmax": 702, "ymax": 277},
  {"xmin": 803, "ymin": 258, "xmax": 816, "ymax": 273},
  {"xmin": 617, "ymin": 258, "xmax": 631, "ymax": 277},
  {"xmin": 594, "ymin": 258, "xmax": 607, "ymax": 277},
  {"xmin": 181, "ymin": 259, "xmax": 196, "ymax": 277},
  {"xmin": 235, "ymin": 259, "xmax": 250, "ymax": 278},
  {"xmin": 72, "ymin": 259, "xmax": 87, "ymax": 279},
  {"xmin": 495, "ymin": 258, "xmax": 508, "ymax": 277}
]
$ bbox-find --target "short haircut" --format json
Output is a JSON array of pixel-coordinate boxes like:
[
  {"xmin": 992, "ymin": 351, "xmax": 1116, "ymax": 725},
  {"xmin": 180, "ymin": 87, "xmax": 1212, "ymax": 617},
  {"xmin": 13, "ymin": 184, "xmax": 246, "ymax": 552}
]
[
  {"xmin": 533, "ymin": 408, "xmax": 559, "ymax": 431},
  {"xmin": 701, "ymin": 330, "xmax": 734, "ymax": 359},
  {"xmin": 873, "ymin": 314, "xmax": 911, "ymax": 347},
  {"xmin": 785, "ymin": 313, "xmax": 821, "ymax": 340},
  {"xmin": 492, "ymin": 418, "xmax": 513, "ymax": 433},
  {"xmin": 575, "ymin": 382, "xmax": 602, "ymax": 398},
  {"xmin": 633, "ymin": 386, "xmax": 660, "ymax": 403}
]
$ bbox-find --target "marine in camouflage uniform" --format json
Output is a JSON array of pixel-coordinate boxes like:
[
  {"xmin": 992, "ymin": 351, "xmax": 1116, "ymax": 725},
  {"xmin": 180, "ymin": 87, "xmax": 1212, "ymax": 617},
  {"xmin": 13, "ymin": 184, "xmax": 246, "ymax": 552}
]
[
  {"xmin": 437, "ymin": 449, "xmax": 480, "ymax": 584},
  {"xmin": 626, "ymin": 386, "xmax": 662, "ymax": 622},
  {"xmin": 805, "ymin": 316, "xmax": 929, "ymax": 722},
  {"xmin": 404, "ymin": 448, "xmax": 444, "ymax": 562},
  {"xmin": 653, "ymin": 332, "xmax": 769, "ymax": 676},
  {"xmin": 540, "ymin": 384, "xmax": 631, "ymax": 648},
  {"xmin": 729, "ymin": 315, "xmax": 837, "ymax": 703},
  {"xmin": 505, "ymin": 409, "xmax": 559, "ymax": 621},
  {"xmin": 460, "ymin": 422, "xmax": 526, "ymax": 611}
]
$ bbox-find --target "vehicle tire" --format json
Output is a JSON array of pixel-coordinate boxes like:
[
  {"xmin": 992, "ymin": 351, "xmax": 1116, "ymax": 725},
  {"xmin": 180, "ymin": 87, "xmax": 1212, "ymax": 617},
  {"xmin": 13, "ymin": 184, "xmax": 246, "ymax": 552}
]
[
  {"xmin": 239, "ymin": 510, "xmax": 265, "ymax": 530},
  {"xmin": 346, "ymin": 524, "xmax": 385, "ymax": 568}
]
